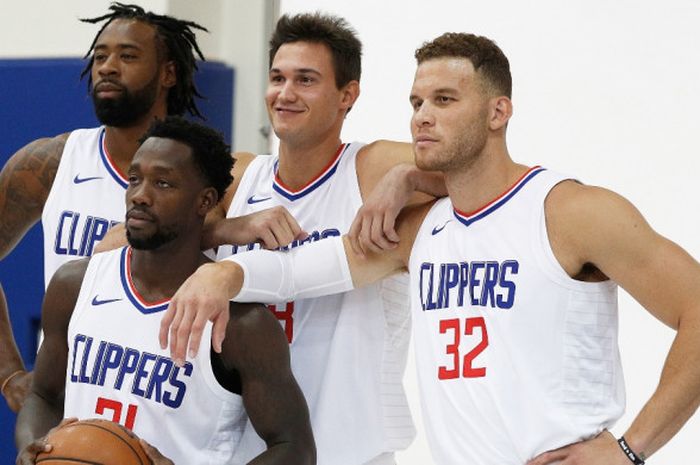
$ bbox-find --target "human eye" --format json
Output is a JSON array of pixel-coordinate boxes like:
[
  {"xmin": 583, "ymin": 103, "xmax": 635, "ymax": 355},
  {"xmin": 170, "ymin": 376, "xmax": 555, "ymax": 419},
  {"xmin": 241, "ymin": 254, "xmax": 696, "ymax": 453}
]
[
  {"xmin": 156, "ymin": 179, "xmax": 172, "ymax": 188},
  {"xmin": 435, "ymin": 95, "xmax": 455, "ymax": 105},
  {"xmin": 298, "ymin": 75, "xmax": 315, "ymax": 85}
]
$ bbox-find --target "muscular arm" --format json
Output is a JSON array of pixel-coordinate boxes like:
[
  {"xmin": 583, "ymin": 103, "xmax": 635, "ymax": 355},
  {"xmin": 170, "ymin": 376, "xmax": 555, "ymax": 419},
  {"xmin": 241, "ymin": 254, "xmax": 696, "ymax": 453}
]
[
  {"xmin": 162, "ymin": 202, "xmax": 433, "ymax": 362},
  {"xmin": 220, "ymin": 303, "xmax": 314, "ymax": 465},
  {"xmin": 0, "ymin": 134, "xmax": 67, "ymax": 411},
  {"xmin": 352, "ymin": 140, "xmax": 444, "ymax": 254},
  {"xmin": 533, "ymin": 182, "xmax": 700, "ymax": 464},
  {"xmin": 15, "ymin": 258, "xmax": 87, "ymax": 450}
]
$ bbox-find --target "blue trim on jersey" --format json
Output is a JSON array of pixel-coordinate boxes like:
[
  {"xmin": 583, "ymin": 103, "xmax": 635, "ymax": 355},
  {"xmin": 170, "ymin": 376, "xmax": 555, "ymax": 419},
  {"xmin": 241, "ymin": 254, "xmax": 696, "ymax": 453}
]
[
  {"xmin": 271, "ymin": 144, "xmax": 348, "ymax": 201},
  {"xmin": 98, "ymin": 129, "xmax": 129, "ymax": 189},
  {"xmin": 119, "ymin": 247, "xmax": 169, "ymax": 314},
  {"xmin": 453, "ymin": 167, "xmax": 546, "ymax": 227}
]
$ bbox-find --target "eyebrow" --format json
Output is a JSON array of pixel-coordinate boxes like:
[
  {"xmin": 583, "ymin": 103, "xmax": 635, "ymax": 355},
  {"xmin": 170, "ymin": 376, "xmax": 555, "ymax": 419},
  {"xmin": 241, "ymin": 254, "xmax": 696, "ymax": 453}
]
[
  {"xmin": 94, "ymin": 43, "xmax": 143, "ymax": 52},
  {"xmin": 269, "ymin": 67, "xmax": 322, "ymax": 76}
]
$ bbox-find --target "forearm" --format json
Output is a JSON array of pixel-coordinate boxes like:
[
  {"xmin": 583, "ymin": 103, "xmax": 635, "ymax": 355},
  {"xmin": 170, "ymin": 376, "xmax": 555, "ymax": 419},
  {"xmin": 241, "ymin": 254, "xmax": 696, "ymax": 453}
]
[
  {"xmin": 622, "ymin": 315, "xmax": 700, "ymax": 459},
  {"xmin": 15, "ymin": 392, "xmax": 63, "ymax": 450},
  {"xmin": 403, "ymin": 164, "xmax": 447, "ymax": 199},
  {"xmin": 248, "ymin": 441, "xmax": 315, "ymax": 465},
  {"xmin": 0, "ymin": 283, "xmax": 25, "ymax": 381}
]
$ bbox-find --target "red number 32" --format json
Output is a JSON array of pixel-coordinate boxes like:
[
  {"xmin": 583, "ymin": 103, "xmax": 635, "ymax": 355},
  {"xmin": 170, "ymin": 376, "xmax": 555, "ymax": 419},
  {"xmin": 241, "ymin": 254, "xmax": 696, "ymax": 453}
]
[{"xmin": 438, "ymin": 317, "xmax": 489, "ymax": 380}]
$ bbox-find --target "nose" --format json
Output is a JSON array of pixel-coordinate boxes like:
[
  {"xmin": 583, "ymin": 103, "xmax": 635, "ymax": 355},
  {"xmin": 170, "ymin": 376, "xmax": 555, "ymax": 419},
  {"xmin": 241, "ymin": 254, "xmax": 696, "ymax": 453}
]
[
  {"xmin": 412, "ymin": 102, "xmax": 435, "ymax": 128},
  {"xmin": 277, "ymin": 79, "xmax": 297, "ymax": 103},
  {"xmin": 96, "ymin": 53, "xmax": 119, "ymax": 78},
  {"xmin": 127, "ymin": 182, "xmax": 152, "ymax": 207}
]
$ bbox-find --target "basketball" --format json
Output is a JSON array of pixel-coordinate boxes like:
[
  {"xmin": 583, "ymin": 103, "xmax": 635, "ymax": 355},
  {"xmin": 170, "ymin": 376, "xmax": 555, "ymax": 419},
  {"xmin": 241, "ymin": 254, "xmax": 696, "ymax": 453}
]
[{"xmin": 36, "ymin": 419, "xmax": 151, "ymax": 465}]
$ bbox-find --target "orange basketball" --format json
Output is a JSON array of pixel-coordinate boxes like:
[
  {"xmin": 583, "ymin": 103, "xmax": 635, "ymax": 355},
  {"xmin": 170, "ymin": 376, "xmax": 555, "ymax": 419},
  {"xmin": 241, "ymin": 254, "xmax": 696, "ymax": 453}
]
[{"xmin": 36, "ymin": 419, "xmax": 151, "ymax": 465}]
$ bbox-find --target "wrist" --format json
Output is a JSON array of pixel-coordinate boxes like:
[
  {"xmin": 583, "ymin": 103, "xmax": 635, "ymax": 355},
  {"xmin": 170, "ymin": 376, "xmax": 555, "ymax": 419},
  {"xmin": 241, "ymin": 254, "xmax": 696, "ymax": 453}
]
[{"xmin": 618, "ymin": 436, "xmax": 647, "ymax": 465}]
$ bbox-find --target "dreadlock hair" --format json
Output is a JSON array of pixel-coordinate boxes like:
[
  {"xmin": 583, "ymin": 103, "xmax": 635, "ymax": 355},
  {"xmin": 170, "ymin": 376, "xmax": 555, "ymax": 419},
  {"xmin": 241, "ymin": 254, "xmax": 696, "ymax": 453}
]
[
  {"xmin": 140, "ymin": 116, "xmax": 233, "ymax": 201},
  {"xmin": 80, "ymin": 2, "xmax": 208, "ymax": 118}
]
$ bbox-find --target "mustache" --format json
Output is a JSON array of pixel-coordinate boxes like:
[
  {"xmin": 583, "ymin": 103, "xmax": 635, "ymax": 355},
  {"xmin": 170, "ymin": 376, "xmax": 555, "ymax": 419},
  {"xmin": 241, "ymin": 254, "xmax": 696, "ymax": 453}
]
[
  {"xmin": 126, "ymin": 206, "xmax": 156, "ymax": 222},
  {"xmin": 93, "ymin": 78, "xmax": 127, "ymax": 93}
]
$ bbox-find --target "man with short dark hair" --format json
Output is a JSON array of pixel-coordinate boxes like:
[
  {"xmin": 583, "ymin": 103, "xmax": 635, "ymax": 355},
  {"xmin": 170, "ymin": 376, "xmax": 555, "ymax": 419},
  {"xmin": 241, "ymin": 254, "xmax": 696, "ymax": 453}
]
[{"xmin": 15, "ymin": 117, "xmax": 315, "ymax": 465}]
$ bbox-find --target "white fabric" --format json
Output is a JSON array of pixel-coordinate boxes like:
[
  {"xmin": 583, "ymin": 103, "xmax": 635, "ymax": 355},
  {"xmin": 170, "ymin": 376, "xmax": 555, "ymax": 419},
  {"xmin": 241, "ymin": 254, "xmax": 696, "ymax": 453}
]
[
  {"xmin": 407, "ymin": 168, "xmax": 624, "ymax": 465},
  {"xmin": 228, "ymin": 235, "xmax": 353, "ymax": 303},
  {"xmin": 65, "ymin": 247, "xmax": 246, "ymax": 465},
  {"xmin": 42, "ymin": 127, "xmax": 125, "ymax": 287},
  {"xmin": 217, "ymin": 143, "xmax": 414, "ymax": 465}
]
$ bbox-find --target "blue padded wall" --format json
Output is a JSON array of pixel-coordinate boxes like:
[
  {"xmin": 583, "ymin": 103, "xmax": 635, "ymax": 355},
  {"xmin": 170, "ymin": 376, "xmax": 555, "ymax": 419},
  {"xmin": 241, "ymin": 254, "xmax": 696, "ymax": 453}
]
[{"xmin": 0, "ymin": 57, "xmax": 234, "ymax": 461}]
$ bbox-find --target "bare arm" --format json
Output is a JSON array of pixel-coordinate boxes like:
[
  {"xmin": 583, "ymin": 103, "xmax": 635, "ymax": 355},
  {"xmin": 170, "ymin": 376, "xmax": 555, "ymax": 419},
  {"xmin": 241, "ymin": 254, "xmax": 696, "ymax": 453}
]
[
  {"xmin": 220, "ymin": 303, "xmax": 315, "ymax": 464},
  {"xmin": 530, "ymin": 182, "xmax": 700, "ymax": 464},
  {"xmin": 351, "ymin": 140, "xmax": 445, "ymax": 254},
  {"xmin": 15, "ymin": 258, "xmax": 87, "ymax": 458},
  {"xmin": 161, "ymin": 202, "xmax": 432, "ymax": 363},
  {"xmin": 0, "ymin": 134, "xmax": 67, "ymax": 412}
]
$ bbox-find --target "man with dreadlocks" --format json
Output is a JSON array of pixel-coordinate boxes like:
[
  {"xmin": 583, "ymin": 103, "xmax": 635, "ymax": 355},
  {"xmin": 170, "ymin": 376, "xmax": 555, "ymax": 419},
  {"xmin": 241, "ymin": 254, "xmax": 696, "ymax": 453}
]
[{"xmin": 0, "ymin": 3, "xmax": 300, "ymax": 413}]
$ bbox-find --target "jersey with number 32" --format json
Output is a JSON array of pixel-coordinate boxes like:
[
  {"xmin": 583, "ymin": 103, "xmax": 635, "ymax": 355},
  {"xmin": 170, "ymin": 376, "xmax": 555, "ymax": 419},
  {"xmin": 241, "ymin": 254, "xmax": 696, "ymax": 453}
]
[{"xmin": 408, "ymin": 167, "xmax": 624, "ymax": 464}]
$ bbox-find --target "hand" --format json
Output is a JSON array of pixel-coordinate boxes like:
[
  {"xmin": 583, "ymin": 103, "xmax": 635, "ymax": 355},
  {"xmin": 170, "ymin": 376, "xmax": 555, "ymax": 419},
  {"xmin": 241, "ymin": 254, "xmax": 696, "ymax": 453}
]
[
  {"xmin": 140, "ymin": 439, "xmax": 174, "ymax": 465},
  {"xmin": 202, "ymin": 206, "xmax": 307, "ymax": 250},
  {"xmin": 349, "ymin": 165, "xmax": 414, "ymax": 256},
  {"xmin": 160, "ymin": 261, "xmax": 240, "ymax": 365},
  {"xmin": 16, "ymin": 418, "xmax": 78, "ymax": 465},
  {"xmin": 93, "ymin": 224, "xmax": 127, "ymax": 254},
  {"xmin": 3, "ymin": 370, "xmax": 33, "ymax": 413},
  {"xmin": 527, "ymin": 431, "xmax": 631, "ymax": 465}
]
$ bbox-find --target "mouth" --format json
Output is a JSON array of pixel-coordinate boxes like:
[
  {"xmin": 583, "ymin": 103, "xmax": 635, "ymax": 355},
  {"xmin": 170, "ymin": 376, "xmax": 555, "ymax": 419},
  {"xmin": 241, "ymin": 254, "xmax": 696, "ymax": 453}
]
[
  {"xmin": 414, "ymin": 135, "xmax": 439, "ymax": 148},
  {"xmin": 94, "ymin": 81, "xmax": 125, "ymax": 98},
  {"xmin": 126, "ymin": 209, "xmax": 155, "ymax": 227},
  {"xmin": 274, "ymin": 106, "xmax": 304, "ymax": 115}
]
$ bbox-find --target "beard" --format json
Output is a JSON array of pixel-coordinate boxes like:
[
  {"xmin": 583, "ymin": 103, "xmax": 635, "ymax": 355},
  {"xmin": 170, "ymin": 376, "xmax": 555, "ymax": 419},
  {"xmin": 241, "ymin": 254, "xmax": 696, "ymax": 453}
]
[
  {"xmin": 92, "ymin": 73, "xmax": 160, "ymax": 127},
  {"xmin": 126, "ymin": 225, "xmax": 178, "ymax": 250}
]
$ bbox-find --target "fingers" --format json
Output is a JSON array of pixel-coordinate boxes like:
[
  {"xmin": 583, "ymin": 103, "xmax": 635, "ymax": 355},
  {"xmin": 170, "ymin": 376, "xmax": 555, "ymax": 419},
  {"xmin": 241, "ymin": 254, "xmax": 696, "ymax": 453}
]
[
  {"xmin": 18, "ymin": 439, "xmax": 52, "ymax": 465},
  {"xmin": 159, "ymin": 303, "xmax": 176, "ymax": 349},
  {"xmin": 347, "ymin": 212, "xmax": 365, "ymax": 258},
  {"xmin": 527, "ymin": 445, "xmax": 571, "ymax": 465},
  {"xmin": 171, "ymin": 303, "xmax": 195, "ymax": 366},
  {"xmin": 140, "ymin": 439, "xmax": 174, "ymax": 465},
  {"xmin": 211, "ymin": 311, "xmax": 230, "ymax": 353}
]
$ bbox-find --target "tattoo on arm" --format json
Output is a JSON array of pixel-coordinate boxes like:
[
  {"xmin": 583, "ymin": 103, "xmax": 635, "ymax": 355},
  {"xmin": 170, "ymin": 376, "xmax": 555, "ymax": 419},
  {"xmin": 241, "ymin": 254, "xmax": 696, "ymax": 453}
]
[{"xmin": 0, "ymin": 136, "xmax": 65, "ymax": 257}]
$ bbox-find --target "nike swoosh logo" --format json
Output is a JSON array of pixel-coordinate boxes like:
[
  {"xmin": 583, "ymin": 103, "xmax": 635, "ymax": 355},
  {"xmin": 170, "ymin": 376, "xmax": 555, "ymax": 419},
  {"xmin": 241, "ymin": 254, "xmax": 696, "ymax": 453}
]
[
  {"xmin": 91, "ymin": 296, "xmax": 122, "ymax": 306},
  {"xmin": 247, "ymin": 195, "xmax": 272, "ymax": 205},
  {"xmin": 431, "ymin": 220, "xmax": 452, "ymax": 236},
  {"xmin": 74, "ymin": 174, "xmax": 104, "ymax": 184}
]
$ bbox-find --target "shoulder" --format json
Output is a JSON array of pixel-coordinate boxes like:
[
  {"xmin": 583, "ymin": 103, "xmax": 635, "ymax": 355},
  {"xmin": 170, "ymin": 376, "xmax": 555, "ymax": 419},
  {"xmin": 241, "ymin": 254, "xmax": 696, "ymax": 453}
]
[
  {"xmin": 47, "ymin": 257, "xmax": 90, "ymax": 294},
  {"xmin": 224, "ymin": 303, "xmax": 288, "ymax": 359},
  {"xmin": 219, "ymin": 151, "xmax": 257, "ymax": 210},
  {"xmin": 42, "ymin": 257, "xmax": 90, "ymax": 329},
  {"xmin": 545, "ymin": 179, "xmax": 652, "ymax": 272},
  {"xmin": 356, "ymin": 139, "xmax": 413, "ymax": 193},
  {"xmin": 357, "ymin": 139, "xmax": 413, "ymax": 166},
  {"xmin": 0, "ymin": 132, "xmax": 70, "ymax": 192}
]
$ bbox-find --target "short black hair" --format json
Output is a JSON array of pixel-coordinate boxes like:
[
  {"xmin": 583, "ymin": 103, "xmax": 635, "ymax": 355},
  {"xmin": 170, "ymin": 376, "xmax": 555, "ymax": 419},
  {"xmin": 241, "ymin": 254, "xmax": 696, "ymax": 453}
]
[
  {"xmin": 269, "ymin": 12, "xmax": 362, "ymax": 89},
  {"xmin": 140, "ymin": 117, "xmax": 233, "ymax": 201},
  {"xmin": 80, "ymin": 2, "xmax": 208, "ymax": 118},
  {"xmin": 415, "ymin": 32, "xmax": 512, "ymax": 98}
]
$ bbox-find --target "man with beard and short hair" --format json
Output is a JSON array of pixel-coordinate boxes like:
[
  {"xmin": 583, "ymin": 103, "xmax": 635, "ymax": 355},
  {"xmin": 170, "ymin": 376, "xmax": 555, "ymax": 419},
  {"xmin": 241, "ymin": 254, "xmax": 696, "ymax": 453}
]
[
  {"xmin": 0, "ymin": 3, "xmax": 300, "ymax": 412},
  {"xmin": 15, "ymin": 117, "xmax": 315, "ymax": 465}
]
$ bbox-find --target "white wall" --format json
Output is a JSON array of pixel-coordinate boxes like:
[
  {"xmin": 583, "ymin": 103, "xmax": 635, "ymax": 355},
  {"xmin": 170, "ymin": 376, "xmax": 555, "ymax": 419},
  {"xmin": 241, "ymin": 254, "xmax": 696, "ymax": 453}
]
[{"xmin": 275, "ymin": 1, "xmax": 699, "ymax": 464}]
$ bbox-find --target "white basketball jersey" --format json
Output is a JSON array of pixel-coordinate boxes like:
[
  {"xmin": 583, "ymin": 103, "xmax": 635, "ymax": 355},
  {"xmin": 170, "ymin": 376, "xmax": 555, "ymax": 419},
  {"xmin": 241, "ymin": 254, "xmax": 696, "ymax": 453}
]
[
  {"xmin": 42, "ymin": 127, "xmax": 125, "ymax": 286},
  {"xmin": 218, "ymin": 143, "xmax": 414, "ymax": 465},
  {"xmin": 65, "ymin": 247, "xmax": 246, "ymax": 465},
  {"xmin": 408, "ymin": 167, "xmax": 624, "ymax": 464}
]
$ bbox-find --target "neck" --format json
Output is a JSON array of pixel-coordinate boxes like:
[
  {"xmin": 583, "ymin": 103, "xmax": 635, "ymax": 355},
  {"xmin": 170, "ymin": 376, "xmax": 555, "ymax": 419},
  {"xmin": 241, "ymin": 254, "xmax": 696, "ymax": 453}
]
[
  {"xmin": 128, "ymin": 237, "xmax": 205, "ymax": 302},
  {"xmin": 103, "ymin": 105, "xmax": 168, "ymax": 174},
  {"xmin": 444, "ymin": 140, "xmax": 528, "ymax": 214},
  {"xmin": 276, "ymin": 130, "xmax": 343, "ymax": 191}
]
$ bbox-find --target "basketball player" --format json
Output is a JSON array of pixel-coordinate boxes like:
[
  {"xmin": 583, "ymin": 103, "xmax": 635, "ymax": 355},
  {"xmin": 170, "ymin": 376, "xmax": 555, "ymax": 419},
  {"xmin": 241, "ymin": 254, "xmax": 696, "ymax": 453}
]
[
  {"xmin": 155, "ymin": 13, "xmax": 452, "ymax": 465},
  {"xmin": 15, "ymin": 117, "xmax": 315, "ymax": 465},
  {"xmin": 164, "ymin": 33, "xmax": 700, "ymax": 465},
  {"xmin": 0, "ymin": 3, "xmax": 298, "ymax": 412}
]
